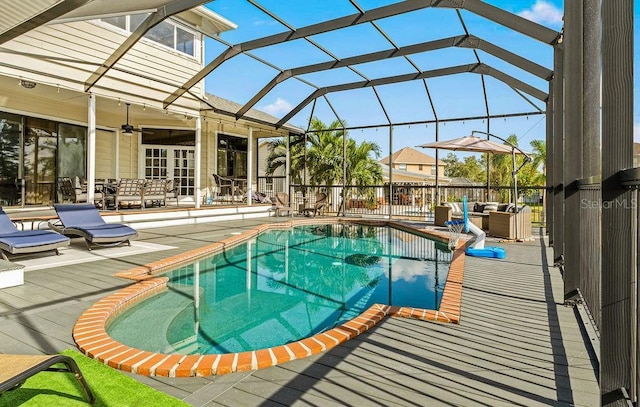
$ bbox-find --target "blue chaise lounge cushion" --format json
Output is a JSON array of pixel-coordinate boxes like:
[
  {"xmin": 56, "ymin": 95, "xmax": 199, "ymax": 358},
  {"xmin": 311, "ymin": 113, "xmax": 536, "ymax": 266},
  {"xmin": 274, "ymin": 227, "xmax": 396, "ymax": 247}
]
[
  {"xmin": 0, "ymin": 207, "xmax": 70, "ymax": 256},
  {"xmin": 53, "ymin": 204, "xmax": 137, "ymax": 244}
]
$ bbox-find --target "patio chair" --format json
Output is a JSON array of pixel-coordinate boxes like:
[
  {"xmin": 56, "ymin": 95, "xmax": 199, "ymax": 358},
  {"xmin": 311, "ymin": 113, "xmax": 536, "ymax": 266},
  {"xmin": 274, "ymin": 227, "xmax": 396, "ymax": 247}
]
[
  {"xmin": 165, "ymin": 179, "xmax": 180, "ymax": 207},
  {"xmin": 0, "ymin": 354, "xmax": 94, "ymax": 404},
  {"xmin": 114, "ymin": 178, "xmax": 144, "ymax": 210},
  {"xmin": 0, "ymin": 207, "xmax": 70, "ymax": 260},
  {"xmin": 58, "ymin": 177, "xmax": 105, "ymax": 207},
  {"xmin": 275, "ymin": 192, "xmax": 294, "ymax": 217},
  {"xmin": 50, "ymin": 203, "xmax": 137, "ymax": 250},
  {"xmin": 142, "ymin": 179, "xmax": 167, "ymax": 208},
  {"xmin": 212, "ymin": 174, "xmax": 234, "ymax": 201},
  {"xmin": 300, "ymin": 192, "xmax": 328, "ymax": 217}
]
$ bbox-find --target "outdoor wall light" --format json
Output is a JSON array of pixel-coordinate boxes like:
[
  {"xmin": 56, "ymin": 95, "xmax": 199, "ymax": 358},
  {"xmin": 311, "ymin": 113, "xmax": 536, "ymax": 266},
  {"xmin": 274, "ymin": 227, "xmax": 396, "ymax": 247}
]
[{"xmin": 19, "ymin": 80, "xmax": 37, "ymax": 89}]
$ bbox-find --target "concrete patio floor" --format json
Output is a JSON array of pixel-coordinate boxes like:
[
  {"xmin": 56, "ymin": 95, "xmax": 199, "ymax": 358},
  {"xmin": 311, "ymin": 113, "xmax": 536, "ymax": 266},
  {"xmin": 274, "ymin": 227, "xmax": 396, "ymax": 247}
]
[{"xmin": 0, "ymin": 217, "xmax": 599, "ymax": 406}]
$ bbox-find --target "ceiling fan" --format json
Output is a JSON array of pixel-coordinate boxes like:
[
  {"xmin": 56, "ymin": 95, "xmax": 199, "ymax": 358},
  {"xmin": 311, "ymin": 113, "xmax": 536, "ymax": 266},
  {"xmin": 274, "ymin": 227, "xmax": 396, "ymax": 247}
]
[{"xmin": 121, "ymin": 103, "xmax": 141, "ymax": 135}]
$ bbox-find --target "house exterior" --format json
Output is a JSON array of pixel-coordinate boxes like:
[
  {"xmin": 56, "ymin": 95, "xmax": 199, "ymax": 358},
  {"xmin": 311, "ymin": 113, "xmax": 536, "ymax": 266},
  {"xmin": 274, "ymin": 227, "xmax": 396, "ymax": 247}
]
[
  {"xmin": 0, "ymin": 3, "xmax": 299, "ymax": 208},
  {"xmin": 379, "ymin": 147, "xmax": 446, "ymax": 179}
]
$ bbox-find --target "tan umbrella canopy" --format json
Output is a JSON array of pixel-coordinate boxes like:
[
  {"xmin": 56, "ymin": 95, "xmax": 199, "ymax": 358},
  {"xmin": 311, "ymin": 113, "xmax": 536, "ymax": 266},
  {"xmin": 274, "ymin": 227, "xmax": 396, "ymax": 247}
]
[
  {"xmin": 418, "ymin": 131, "xmax": 532, "ymax": 239},
  {"xmin": 417, "ymin": 134, "xmax": 528, "ymax": 155}
]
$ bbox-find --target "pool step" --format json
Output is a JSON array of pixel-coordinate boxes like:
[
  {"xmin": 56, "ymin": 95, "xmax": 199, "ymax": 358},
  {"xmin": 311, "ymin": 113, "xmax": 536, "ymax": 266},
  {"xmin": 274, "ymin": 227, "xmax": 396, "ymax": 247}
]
[{"xmin": 101, "ymin": 205, "xmax": 273, "ymax": 230}]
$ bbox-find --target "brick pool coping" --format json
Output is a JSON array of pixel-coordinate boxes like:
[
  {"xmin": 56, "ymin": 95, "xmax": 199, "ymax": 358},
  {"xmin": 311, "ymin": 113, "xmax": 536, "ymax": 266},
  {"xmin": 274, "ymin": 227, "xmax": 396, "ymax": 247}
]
[{"xmin": 73, "ymin": 219, "xmax": 466, "ymax": 377}]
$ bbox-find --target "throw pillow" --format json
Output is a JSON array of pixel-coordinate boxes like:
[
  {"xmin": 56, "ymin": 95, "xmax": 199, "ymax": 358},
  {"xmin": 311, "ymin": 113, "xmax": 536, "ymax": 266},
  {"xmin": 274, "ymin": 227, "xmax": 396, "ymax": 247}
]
[{"xmin": 483, "ymin": 203, "xmax": 499, "ymax": 213}]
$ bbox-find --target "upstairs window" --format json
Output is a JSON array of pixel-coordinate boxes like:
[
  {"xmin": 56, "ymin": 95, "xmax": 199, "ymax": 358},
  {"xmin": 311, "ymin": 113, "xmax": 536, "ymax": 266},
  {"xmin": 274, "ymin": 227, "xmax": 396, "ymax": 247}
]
[{"xmin": 101, "ymin": 15, "xmax": 196, "ymax": 57}]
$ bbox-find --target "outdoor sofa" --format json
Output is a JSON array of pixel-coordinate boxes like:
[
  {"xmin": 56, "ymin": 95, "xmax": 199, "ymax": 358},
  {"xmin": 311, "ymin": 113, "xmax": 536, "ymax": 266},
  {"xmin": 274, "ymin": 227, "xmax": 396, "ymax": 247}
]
[{"xmin": 435, "ymin": 201, "xmax": 532, "ymax": 239}]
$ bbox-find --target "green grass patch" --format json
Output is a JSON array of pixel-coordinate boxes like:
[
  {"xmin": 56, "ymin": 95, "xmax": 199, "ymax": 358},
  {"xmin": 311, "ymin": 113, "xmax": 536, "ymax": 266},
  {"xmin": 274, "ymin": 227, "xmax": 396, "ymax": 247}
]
[{"xmin": 0, "ymin": 349, "xmax": 190, "ymax": 407}]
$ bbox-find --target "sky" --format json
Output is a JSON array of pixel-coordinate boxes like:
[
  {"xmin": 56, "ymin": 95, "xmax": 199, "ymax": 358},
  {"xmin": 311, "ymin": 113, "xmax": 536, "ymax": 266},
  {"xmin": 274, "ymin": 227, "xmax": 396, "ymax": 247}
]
[{"xmin": 202, "ymin": 0, "xmax": 639, "ymax": 158}]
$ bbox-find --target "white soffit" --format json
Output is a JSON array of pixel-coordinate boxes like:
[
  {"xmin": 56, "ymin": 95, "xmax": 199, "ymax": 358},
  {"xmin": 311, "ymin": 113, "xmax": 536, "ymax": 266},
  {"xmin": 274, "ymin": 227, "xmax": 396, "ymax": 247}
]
[{"xmin": 175, "ymin": 7, "xmax": 237, "ymax": 37}]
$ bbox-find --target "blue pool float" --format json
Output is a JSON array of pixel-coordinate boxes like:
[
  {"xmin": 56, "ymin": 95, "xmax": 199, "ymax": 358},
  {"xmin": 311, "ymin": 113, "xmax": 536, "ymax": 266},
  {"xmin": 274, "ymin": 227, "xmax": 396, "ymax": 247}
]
[{"xmin": 466, "ymin": 246, "xmax": 506, "ymax": 259}]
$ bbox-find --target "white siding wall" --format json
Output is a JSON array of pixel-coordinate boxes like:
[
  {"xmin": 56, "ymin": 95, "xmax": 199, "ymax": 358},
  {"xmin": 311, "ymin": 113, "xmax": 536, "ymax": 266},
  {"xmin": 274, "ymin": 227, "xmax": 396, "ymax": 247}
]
[
  {"xmin": 95, "ymin": 129, "xmax": 116, "ymax": 178},
  {"xmin": 0, "ymin": 20, "xmax": 203, "ymax": 113}
]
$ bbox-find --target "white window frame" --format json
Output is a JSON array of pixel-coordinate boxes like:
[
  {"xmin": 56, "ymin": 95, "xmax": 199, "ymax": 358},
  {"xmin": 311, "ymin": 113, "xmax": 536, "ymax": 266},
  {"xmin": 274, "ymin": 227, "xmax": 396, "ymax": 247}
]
[{"xmin": 98, "ymin": 15, "xmax": 200, "ymax": 59}]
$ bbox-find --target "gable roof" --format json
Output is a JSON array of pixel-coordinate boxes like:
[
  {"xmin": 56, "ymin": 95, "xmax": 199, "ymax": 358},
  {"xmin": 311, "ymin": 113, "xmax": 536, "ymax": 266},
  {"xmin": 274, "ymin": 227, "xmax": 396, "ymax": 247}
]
[
  {"xmin": 379, "ymin": 147, "xmax": 443, "ymax": 166},
  {"xmin": 203, "ymin": 93, "xmax": 303, "ymax": 133}
]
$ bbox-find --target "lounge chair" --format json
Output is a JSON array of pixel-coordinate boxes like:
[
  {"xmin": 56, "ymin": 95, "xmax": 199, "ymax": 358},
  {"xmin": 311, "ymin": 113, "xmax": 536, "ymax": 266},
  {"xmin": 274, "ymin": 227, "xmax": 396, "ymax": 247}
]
[
  {"xmin": 0, "ymin": 207, "xmax": 70, "ymax": 260},
  {"xmin": 275, "ymin": 192, "xmax": 294, "ymax": 217},
  {"xmin": 50, "ymin": 203, "xmax": 137, "ymax": 250},
  {"xmin": 300, "ymin": 192, "xmax": 328, "ymax": 217},
  {"xmin": 0, "ymin": 354, "xmax": 94, "ymax": 403}
]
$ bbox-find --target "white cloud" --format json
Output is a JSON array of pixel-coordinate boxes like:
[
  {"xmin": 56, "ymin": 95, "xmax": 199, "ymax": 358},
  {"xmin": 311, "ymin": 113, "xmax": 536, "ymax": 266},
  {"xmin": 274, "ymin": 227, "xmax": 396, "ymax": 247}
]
[
  {"xmin": 635, "ymin": 123, "xmax": 640, "ymax": 143},
  {"xmin": 262, "ymin": 98, "xmax": 293, "ymax": 116},
  {"xmin": 517, "ymin": 1, "xmax": 563, "ymax": 26}
]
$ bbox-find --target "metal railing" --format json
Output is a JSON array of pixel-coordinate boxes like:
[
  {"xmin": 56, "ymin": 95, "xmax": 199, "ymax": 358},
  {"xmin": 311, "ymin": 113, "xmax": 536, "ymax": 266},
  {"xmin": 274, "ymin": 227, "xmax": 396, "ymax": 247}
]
[{"xmin": 255, "ymin": 180, "xmax": 546, "ymax": 226}]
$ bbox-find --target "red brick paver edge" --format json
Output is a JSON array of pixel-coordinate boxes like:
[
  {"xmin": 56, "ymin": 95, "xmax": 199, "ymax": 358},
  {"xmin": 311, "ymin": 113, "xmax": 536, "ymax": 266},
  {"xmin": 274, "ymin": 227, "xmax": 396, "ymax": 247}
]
[{"xmin": 75, "ymin": 220, "xmax": 465, "ymax": 377}]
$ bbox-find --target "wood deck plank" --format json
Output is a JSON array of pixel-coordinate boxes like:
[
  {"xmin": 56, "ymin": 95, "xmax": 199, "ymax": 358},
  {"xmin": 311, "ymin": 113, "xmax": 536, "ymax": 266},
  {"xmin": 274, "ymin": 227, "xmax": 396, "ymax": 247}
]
[{"xmin": 0, "ymin": 219, "xmax": 599, "ymax": 406}]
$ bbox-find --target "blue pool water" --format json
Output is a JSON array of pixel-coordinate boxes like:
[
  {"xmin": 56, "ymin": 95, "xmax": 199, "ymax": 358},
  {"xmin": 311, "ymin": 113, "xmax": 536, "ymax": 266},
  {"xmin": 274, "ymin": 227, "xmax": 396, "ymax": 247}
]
[{"xmin": 108, "ymin": 224, "xmax": 453, "ymax": 355}]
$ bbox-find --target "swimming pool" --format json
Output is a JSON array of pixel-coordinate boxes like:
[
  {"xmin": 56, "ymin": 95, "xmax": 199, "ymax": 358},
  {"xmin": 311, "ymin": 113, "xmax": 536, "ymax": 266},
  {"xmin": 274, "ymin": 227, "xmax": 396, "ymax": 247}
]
[
  {"xmin": 74, "ymin": 219, "xmax": 466, "ymax": 377},
  {"xmin": 108, "ymin": 224, "xmax": 452, "ymax": 355}
]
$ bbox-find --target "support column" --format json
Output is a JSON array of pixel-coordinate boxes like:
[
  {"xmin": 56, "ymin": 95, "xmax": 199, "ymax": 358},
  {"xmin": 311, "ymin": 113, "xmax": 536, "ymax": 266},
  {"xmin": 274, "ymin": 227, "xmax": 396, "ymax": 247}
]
[
  {"xmin": 285, "ymin": 133, "xmax": 290, "ymax": 197},
  {"xmin": 194, "ymin": 116, "xmax": 201, "ymax": 208},
  {"xmin": 247, "ymin": 127, "xmax": 254, "ymax": 205},
  {"xmin": 563, "ymin": 0, "xmax": 583, "ymax": 300},
  {"xmin": 388, "ymin": 126, "xmax": 393, "ymax": 220},
  {"xmin": 434, "ymin": 122, "xmax": 440, "ymax": 206},
  {"xmin": 579, "ymin": 0, "xmax": 602, "ymax": 328},
  {"xmin": 546, "ymin": 80, "xmax": 553, "ymax": 242},
  {"xmin": 552, "ymin": 44, "xmax": 564, "ymax": 264},
  {"xmin": 601, "ymin": 1, "xmax": 635, "ymax": 405},
  {"xmin": 87, "ymin": 93, "xmax": 96, "ymax": 203},
  {"xmin": 342, "ymin": 126, "xmax": 347, "ymax": 217}
]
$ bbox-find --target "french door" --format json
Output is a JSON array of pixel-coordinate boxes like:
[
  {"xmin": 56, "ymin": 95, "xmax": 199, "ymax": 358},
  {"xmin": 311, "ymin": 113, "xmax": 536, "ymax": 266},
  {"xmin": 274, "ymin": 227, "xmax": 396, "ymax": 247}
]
[{"xmin": 142, "ymin": 146, "xmax": 194, "ymax": 197}]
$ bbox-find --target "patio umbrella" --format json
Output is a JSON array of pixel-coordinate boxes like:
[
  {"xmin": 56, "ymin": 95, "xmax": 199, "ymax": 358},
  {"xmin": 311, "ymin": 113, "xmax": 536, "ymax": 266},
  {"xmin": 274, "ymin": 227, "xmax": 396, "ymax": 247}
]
[{"xmin": 417, "ymin": 132, "xmax": 531, "ymax": 239}]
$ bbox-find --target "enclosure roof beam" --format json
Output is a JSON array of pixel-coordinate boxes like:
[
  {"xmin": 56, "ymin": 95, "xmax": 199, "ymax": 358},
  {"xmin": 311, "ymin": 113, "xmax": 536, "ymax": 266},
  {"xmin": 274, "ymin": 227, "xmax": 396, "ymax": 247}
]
[
  {"xmin": 276, "ymin": 63, "xmax": 547, "ymax": 127},
  {"xmin": 458, "ymin": 36, "xmax": 553, "ymax": 80},
  {"xmin": 235, "ymin": 36, "xmax": 464, "ymax": 120},
  {"xmin": 236, "ymin": 34, "xmax": 551, "ymax": 121},
  {"xmin": 0, "ymin": 0, "xmax": 92, "ymax": 45},
  {"xmin": 303, "ymin": 111, "xmax": 544, "ymax": 133},
  {"xmin": 84, "ymin": 0, "xmax": 209, "ymax": 92},
  {"xmin": 164, "ymin": 0, "xmax": 442, "ymax": 108},
  {"xmin": 435, "ymin": 0, "xmax": 561, "ymax": 45}
]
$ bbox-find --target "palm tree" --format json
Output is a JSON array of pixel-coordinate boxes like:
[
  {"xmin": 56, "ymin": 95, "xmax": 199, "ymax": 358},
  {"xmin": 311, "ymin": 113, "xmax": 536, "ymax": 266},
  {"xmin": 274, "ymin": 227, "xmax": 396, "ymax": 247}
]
[
  {"xmin": 265, "ymin": 117, "xmax": 383, "ymax": 213},
  {"xmin": 304, "ymin": 117, "xmax": 346, "ymax": 187},
  {"xmin": 264, "ymin": 134, "xmax": 306, "ymax": 185},
  {"xmin": 525, "ymin": 139, "xmax": 546, "ymax": 186},
  {"xmin": 489, "ymin": 134, "xmax": 529, "ymax": 202}
]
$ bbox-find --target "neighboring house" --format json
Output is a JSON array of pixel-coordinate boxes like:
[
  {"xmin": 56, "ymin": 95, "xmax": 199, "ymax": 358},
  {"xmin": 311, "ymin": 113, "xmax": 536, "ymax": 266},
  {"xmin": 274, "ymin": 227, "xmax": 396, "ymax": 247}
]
[
  {"xmin": 635, "ymin": 143, "xmax": 640, "ymax": 167},
  {"xmin": 0, "ymin": 3, "xmax": 301, "ymax": 207},
  {"xmin": 379, "ymin": 147, "xmax": 446, "ymax": 178}
]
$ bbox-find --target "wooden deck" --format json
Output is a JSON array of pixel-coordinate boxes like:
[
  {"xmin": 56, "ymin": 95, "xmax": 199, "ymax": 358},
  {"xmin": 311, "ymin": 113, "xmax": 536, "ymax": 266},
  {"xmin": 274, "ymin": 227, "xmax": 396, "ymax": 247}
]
[{"xmin": 0, "ymin": 218, "xmax": 599, "ymax": 406}]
